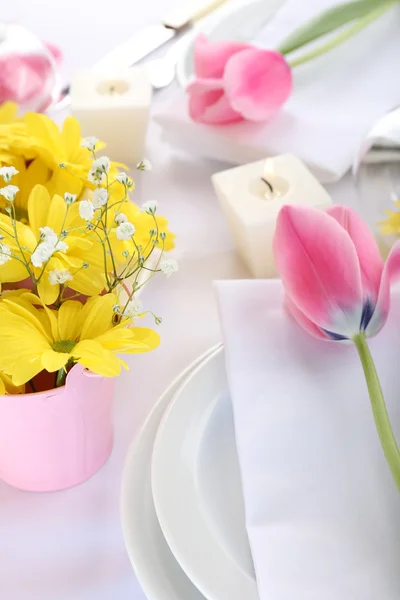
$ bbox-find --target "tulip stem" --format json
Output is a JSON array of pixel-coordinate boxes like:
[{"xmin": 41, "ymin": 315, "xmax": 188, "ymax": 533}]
[
  {"xmin": 353, "ymin": 332, "xmax": 400, "ymax": 492},
  {"xmin": 287, "ymin": 3, "xmax": 394, "ymax": 69}
]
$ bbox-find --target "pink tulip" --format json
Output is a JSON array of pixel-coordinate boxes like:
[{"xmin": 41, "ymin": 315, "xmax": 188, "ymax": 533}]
[
  {"xmin": 187, "ymin": 34, "xmax": 292, "ymax": 125},
  {"xmin": 273, "ymin": 205, "xmax": 400, "ymax": 341},
  {"xmin": 0, "ymin": 42, "xmax": 62, "ymax": 111}
]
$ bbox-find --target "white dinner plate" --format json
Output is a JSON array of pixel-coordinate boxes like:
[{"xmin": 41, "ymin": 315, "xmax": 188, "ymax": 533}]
[
  {"xmin": 121, "ymin": 344, "xmax": 222, "ymax": 600},
  {"xmin": 175, "ymin": 0, "xmax": 286, "ymax": 88},
  {"xmin": 152, "ymin": 348, "xmax": 259, "ymax": 600}
]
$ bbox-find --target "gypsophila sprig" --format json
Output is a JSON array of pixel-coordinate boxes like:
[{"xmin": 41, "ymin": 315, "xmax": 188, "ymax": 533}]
[
  {"xmin": 48, "ymin": 269, "xmax": 73, "ymax": 285},
  {"xmin": 159, "ymin": 257, "xmax": 178, "ymax": 277},
  {"xmin": 122, "ymin": 298, "xmax": 143, "ymax": 319},
  {"xmin": 64, "ymin": 192, "xmax": 77, "ymax": 205},
  {"xmin": 0, "ymin": 185, "xmax": 19, "ymax": 202},
  {"xmin": 81, "ymin": 136, "xmax": 99, "ymax": 151},
  {"xmin": 115, "ymin": 212, "xmax": 128, "ymax": 225},
  {"xmin": 116, "ymin": 222, "xmax": 136, "ymax": 240},
  {"xmin": 0, "ymin": 243, "xmax": 12, "ymax": 265},
  {"xmin": 0, "ymin": 166, "xmax": 19, "ymax": 183},
  {"xmin": 91, "ymin": 156, "xmax": 110, "ymax": 174},
  {"xmin": 136, "ymin": 159, "xmax": 152, "ymax": 171},
  {"xmin": 116, "ymin": 172, "xmax": 129, "ymax": 186},
  {"xmin": 79, "ymin": 200, "xmax": 95, "ymax": 221},
  {"xmin": 92, "ymin": 188, "xmax": 108, "ymax": 208},
  {"xmin": 141, "ymin": 200, "xmax": 158, "ymax": 214}
]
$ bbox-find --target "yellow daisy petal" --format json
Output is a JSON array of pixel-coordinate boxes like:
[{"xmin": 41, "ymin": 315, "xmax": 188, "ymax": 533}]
[
  {"xmin": 41, "ymin": 350, "xmax": 70, "ymax": 373},
  {"xmin": 37, "ymin": 273, "xmax": 60, "ymax": 306},
  {"xmin": 0, "ymin": 102, "xmax": 19, "ymax": 123},
  {"xmin": 62, "ymin": 116, "xmax": 81, "ymax": 157},
  {"xmin": 72, "ymin": 339, "xmax": 122, "ymax": 377},
  {"xmin": 79, "ymin": 294, "xmax": 116, "ymax": 339},
  {"xmin": 122, "ymin": 327, "xmax": 161, "ymax": 353},
  {"xmin": 27, "ymin": 184, "xmax": 51, "ymax": 238},
  {"xmin": 57, "ymin": 300, "xmax": 83, "ymax": 341},
  {"xmin": 11, "ymin": 356, "xmax": 43, "ymax": 386},
  {"xmin": 1, "ymin": 297, "xmax": 52, "ymax": 341},
  {"xmin": 46, "ymin": 193, "xmax": 67, "ymax": 233}
]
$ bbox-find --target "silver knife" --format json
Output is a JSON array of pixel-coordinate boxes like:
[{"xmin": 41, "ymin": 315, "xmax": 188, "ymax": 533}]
[
  {"xmin": 94, "ymin": 0, "xmax": 230, "ymax": 72},
  {"xmin": 55, "ymin": 0, "xmax": 229, "ymax": 104}
]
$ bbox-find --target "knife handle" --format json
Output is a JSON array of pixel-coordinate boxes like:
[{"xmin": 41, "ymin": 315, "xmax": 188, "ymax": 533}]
[{"xmin": 164, "ymin": 0, "xmax": 229, "ymax": 29}]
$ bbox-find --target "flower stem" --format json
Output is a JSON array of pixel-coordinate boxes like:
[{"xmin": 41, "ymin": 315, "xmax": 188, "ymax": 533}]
[
  {"xmin": 288, "ymin": 3, "xmax": 394, "ymax": 68},
  {"xmin": 55, "ymin": 368, "xmax": 67, "ymax": 388},
  {"xmin": 353, "ymin": 332, "xmax": 400, "ymax": 492}
]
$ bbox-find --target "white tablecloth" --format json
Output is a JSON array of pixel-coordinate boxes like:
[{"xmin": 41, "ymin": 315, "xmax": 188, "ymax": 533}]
[{"xmin": 0, "ymin": 1, "xmax": 359, "ymax": 598}]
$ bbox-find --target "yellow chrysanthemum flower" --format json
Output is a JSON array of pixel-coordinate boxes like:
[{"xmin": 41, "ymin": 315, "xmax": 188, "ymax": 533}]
[
  {"xmin": 0, "ymin": 370, "xmax": 25, "ymax": 395},
  {"xmin": 107, "ymin": 201, "xmax": 176, "ymax": 267},
  {"xmin": 380, "ymin": 203, "xmax": 400, "ymax": 236},
  {"xmin": 0, "ymin": 103, "xmax": 26, "ymax": 146},
  {"xmin": 0, "ymin": 184, "xmax": 106, "ymax": 304},
  {"xmin": 0, "ymin": 155, "xmax": 50, "ymax": 221},
  {"xmin": 21, "ymin": 113, "xmax": 124, "ymax": 197},
  {"xmin": 0, "ymin": 292, "xmax": 160, "ymax": 385},
  {"xmin": 1, "ymin": 111, "xmax": 124, "ymax": 211}
]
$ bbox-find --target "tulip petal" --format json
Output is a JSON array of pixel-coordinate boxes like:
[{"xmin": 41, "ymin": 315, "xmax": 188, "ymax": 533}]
[
  {"xmin": 327, "ymin": 206, "xmax": 383, "ymax": 305},
  {"xmin": 187, "ymin": 78, "xmax": 243, "ymax": 125},
  {"xmin": 273, "ymin": 205, "xmax": 363, "ymax": 337},
  {"xmin": 224, "ymin": 49, "xmax": 292, "ymax": 121},
  {"xmin": 285, "ymin": 295, "xmax": 330, "ymax": 341},
  {"xmin": 194, "ymin": 34, "xmax": 250, "ymax": 79},
  {"xmin": 366, "ymin": 241, "xmax": 400, "ymax": 337}
]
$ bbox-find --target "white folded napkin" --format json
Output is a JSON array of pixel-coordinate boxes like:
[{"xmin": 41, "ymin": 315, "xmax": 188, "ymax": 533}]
[
  {"xmin": 155, "ymin": 1, "xmax": 400, "ymax": 182},
  {"xmin": 215, "ymin": 279, "xmax": 400, "ymax": 600}
]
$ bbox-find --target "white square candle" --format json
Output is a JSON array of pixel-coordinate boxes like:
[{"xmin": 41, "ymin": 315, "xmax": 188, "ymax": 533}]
[
  {"xmin": 212, "ymin": 154, "xmax": 332, "ymax": 279},
  {"xmin": 71, "ymin": 67, "xmax": 152, "ymax": 166}
]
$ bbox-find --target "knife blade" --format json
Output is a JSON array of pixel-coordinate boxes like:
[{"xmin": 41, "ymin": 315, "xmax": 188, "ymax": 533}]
[
  {"xmin": 94, "ymin": 25, "xmax": 177, "ymax": 72},
  {"xmin": 94, "ymin": 0, "xmax": 229, "ymax": 71},
  {"xmin": 54, "ymin": 0, "xmax": 229, "ymax": 105}
]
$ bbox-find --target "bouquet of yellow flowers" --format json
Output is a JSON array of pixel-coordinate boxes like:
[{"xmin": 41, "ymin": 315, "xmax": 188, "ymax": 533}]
[{"xmin": 0, "ymin": 103, "xmax": 176, "ymax": 394}]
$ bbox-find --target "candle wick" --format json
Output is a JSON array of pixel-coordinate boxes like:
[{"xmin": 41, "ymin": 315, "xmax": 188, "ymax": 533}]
[{"xmin": 261, "ymin": 177, "xmax": 274, "ymax": 194}]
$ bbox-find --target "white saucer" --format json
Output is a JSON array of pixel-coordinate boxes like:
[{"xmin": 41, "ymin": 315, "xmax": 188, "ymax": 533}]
[
  {"xmin": 152, "ymin": 348, "xmax": 258, "ymax": 600},
  {"xmin": 121, "ymin": 344, "xmax": 222, "ymax": 600}
]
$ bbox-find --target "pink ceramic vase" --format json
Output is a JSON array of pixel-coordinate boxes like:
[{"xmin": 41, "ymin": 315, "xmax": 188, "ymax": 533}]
[{"xmin": 0, "ymin": 365, "xmax": 115, "ymax": 492}]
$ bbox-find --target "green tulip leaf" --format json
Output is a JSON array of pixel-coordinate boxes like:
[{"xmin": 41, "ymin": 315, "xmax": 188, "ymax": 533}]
[{"xmin": 278, "ymin": 0, "xmax": 396, "ymax": 55}]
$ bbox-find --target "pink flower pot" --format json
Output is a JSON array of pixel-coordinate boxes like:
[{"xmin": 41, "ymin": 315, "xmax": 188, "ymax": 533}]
[{"xmin": 0, "ymin": 365, "xmax": 115, "ymax": 492}]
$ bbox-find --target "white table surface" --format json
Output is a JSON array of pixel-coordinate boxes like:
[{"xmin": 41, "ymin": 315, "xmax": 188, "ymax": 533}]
[{"xmin": 0, "ymin": 1, "xmax": 359, "ymax": 598}]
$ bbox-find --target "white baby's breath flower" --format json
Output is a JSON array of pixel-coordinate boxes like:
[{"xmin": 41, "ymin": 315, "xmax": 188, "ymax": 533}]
[
  {"xmin": 92, "ymin": 156, "xmax": 110, "ymax": 173},
  {"xmin": 88, "ymin": 168, "xmax": 105, "ymax": 185},
  {"xmin": 159, "ymin": 257, "xmax": 178, "ymax": 277},
  {"xmin": 141, "ymin": 200, "xmax": 158, "ymax": 214},
  {"xmin": 0, "ymin": 166, "xmax": 19, "ymax": 183},
  {"xmin": 39, "ymin": 226, "xmax": 58, "ymax": 245},
  {"xmin": 48, "ymin": 269, "xmax": 73, "ymax": 285},
  {"xmin": 55, "ymin": 240, "xmax": 68, "ymax": 253},
  {"xmin": 115, "ymin": 212, "xmax": 128, "ymax": 225},
  {"xmin": 79, "ymin": 199, "xmax": 95, "ymax": 221},
  {"xmin": 31, "ymin": 242, "xmax": 55, "ymax": 267},
  {"xmin": 81, "ymin": 136, "xmax": 99, "ymax": 151},
  {"xmin": 0, "ymin": 243, "xmax": 12, "ymax": 265},
  {"xmin": 92, "ymin": 188, "xmax": 108, "ymax": 209},
  {"xmin": 136, "ymin": 159, "xmax": 152, "ymax": 171},
  {"xmin": 0, "ymin": 184, "xmax": 19, "ymax": 202},
  {"xmin": 64, "ymin": 192, "xmax": 77, "ymax": 205},
  {"xmin": 116, "ymin": 172, "xmax": 129, "ymax": 185},
  {"xmin": 123, "ymin": 298, "xmax": 143, "ymax": 319},
  {"xmin": 116, "ymin": 221, "xmax": 136, "ymax": 240}
]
